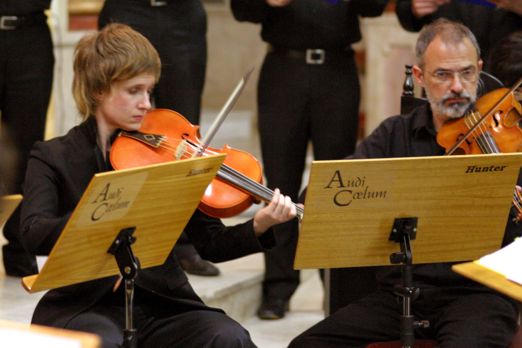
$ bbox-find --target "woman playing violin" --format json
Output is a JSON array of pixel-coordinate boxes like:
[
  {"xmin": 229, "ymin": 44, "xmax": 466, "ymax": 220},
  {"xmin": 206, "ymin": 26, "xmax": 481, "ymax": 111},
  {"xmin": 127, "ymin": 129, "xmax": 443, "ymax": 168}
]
[{"xmin": 20, "ymin": 23, "xmax": 296, "ymax": 348}]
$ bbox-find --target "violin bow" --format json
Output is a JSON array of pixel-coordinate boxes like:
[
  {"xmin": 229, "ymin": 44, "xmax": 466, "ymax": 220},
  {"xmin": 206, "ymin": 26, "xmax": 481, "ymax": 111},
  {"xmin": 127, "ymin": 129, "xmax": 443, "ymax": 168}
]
[
  {"xmin": 195, "ymin": 67, "xmax": 255, "ymax": 157},
  {"xmin": 446, "ymin": 76, "xmax": 522, "ymax": 155}
]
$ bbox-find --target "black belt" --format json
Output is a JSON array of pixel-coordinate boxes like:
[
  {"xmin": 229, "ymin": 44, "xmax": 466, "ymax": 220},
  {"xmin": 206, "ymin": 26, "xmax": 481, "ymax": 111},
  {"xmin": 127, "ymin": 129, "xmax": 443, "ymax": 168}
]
[
  {"xmin": 268, "ymin": 45, "xmax": 353, "ymax": 65},
  {"xmin": 127, "ymin": 0, "xmax": 171, "ymax": 6},
  {"xmin": 0, "ymin": 12, "xmax": 47, "ymax": 30},
  {"xmin": 139, "ymin": 0, "xmax": 170, "ymax": 7}
]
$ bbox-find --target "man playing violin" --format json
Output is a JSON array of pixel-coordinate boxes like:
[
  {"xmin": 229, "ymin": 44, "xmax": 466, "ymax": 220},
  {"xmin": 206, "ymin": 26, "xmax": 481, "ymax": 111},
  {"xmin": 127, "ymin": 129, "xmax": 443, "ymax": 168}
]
[
  {"xmin": 289, "ymin": 19, "xmax": 521, "ymax": 347},
  {"xmin": 19, "ymin": 23, "xmax": 297, "ymax": 348}
]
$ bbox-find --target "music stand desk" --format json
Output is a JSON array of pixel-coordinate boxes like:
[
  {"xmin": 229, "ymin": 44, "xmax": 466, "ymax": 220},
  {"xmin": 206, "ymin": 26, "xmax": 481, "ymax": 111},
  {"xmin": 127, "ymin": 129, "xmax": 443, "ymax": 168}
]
[
  {"xmin": 453, "ymin": 261, "xmax": 522, "ymax": 302},
  {"xmin": 22, "ymin": 154, "xmax": 225, "ymax": 293},
  {"xmin": 296, "ymin": 153, "xmax": 522, "ymax": 269},
  {"xmin": 296, "ymin": 153, "xmax": 522, "ymax": 347}
]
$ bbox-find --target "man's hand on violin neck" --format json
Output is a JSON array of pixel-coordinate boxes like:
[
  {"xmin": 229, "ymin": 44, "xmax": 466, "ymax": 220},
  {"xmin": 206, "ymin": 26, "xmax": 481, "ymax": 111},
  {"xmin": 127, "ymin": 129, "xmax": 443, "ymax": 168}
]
[{"xmin": 253, "ymin": 188, "xmax": 297, "ymax": 236}]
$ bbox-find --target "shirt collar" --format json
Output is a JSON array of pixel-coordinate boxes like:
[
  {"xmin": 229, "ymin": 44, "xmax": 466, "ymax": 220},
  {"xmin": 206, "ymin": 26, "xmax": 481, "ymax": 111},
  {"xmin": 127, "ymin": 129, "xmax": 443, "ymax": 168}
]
[{"xmin": 411, "ymin": 103, "xmax": 437, "ymax": 139}]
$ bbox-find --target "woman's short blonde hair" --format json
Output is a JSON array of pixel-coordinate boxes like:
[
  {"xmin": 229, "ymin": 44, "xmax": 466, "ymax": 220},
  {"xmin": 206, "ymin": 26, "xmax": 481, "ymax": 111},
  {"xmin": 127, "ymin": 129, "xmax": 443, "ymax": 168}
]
[{"xmin": 72, "ymin": 23, "xmax": 161, "ymax": 119}]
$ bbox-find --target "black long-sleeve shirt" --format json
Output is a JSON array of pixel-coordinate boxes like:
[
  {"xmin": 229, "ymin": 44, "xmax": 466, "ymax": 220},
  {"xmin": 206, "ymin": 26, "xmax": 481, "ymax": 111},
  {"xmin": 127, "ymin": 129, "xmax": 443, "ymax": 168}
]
[
  {"xmin": 231, "ymin": 0, "xmax": 388, "ymax": 50},
  {"xmin": 395, "ymin": 0, "xmax": 522, "ymax": 65},
  {"xmin": 0, "ymin": 0, "xmax": 50, "ymax": 15}
]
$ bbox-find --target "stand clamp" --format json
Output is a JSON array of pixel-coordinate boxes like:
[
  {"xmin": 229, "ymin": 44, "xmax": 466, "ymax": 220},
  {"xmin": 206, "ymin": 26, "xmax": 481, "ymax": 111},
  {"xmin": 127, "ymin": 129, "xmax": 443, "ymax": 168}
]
[
  {"xmin": 108, "ymin": 227, "xmax": 140, "ymax": 348},
  {"xmin": 389, "ymin": 217, "xmax": 429, "ymax": 348}
]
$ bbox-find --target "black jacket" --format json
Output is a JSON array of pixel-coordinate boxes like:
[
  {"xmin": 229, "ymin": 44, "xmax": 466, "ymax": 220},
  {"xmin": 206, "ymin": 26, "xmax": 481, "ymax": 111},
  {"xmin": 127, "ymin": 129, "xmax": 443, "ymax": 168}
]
[{"xmin": 20, "ymin": 118, "xmax": 275, "ymax": 327}]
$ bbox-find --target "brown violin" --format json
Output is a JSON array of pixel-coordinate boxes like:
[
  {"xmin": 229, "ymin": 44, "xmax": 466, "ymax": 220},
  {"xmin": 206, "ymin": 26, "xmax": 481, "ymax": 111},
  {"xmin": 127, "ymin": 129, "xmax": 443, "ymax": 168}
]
[
  {"xmin": 437, "ymin": 85, "xmax": 522, "ymax": 221},
  {"xmin": 437, "ymin": 87, "xmax": 522, "ymax": 155},
  {"xmin": 110, "ymin": 108, "xmax": 304, "ymax": 220}
]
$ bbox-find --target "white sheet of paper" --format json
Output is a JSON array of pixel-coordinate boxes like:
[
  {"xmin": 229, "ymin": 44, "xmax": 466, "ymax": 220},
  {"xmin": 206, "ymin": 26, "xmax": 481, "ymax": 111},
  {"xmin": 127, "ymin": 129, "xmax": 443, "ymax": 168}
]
[{"xmin": 478, "ymin": 238, "xmax": 522, "ymax": 285}]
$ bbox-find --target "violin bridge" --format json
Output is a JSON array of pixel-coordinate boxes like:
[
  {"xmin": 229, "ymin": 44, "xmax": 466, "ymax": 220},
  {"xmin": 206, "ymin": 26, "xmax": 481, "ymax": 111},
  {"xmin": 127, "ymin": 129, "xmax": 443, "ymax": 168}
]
[{"xmin": 175, "ymin": 140, "xmax": 187, "ymax": 160}]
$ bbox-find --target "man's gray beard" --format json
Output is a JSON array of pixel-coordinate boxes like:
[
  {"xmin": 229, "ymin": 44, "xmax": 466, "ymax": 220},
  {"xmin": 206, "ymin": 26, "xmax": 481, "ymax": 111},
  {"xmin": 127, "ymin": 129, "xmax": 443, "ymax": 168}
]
[
  {"xmin": 432, "ymin": 100, "xmax": 470, "ymax": 119},
  {"xmin": 426, "ymin": 90, "xmax": 476, "ymax": 119}
]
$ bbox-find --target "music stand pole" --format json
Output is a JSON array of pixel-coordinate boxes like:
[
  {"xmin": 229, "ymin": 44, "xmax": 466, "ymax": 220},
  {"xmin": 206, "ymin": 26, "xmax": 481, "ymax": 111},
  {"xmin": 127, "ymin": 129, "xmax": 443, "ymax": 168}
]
[
  {"xmin": 108, "ymin": 227, "xmax": 140, "ymax": 348},
  {"xmin": 389, "ymin": 217, "xmax": 429, "ymax": 348}
]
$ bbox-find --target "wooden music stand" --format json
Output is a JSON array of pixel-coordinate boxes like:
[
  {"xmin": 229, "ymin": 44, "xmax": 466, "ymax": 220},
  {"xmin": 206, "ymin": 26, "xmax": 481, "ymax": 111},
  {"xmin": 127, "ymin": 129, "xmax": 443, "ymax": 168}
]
[
  {"xmin": 21, "ymin": 154, "xmax": 225, "ymax": 348},
  {"xmin": 296, "ymin": 153, "xmax": 522, "ymax": 348},
  {"xmin": 0, "ymin": 194, "xmax": 22, "ymax": 227}
]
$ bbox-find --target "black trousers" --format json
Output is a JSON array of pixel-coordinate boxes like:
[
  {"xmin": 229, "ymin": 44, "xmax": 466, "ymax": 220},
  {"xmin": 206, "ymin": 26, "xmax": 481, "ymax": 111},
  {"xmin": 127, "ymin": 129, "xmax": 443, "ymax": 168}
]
[
  {"xmin": 257, "ymin": 50, "xmax": 360, "ymax": 300},
  {"xmin": 1, "ymin": 20, "xmax": 54, "ymax": 274},
  {"xmin": 65, "ymin": 287, "xmax": 256, "ymax": 348},
  {"xmin": 289, "ymin": 288, "xmax": 519, "ymax": 348}
]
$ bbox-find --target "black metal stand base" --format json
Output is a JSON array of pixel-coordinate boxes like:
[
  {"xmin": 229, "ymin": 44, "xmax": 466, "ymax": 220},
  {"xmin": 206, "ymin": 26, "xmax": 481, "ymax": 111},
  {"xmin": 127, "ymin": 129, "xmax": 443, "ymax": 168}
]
[
  {"xmin": 108, "ymin": 227, "xmax": 140, "ymax": 348},
  {"xmin": 389, "ymin": 217, "xmax": 429, "ymax": 348}
]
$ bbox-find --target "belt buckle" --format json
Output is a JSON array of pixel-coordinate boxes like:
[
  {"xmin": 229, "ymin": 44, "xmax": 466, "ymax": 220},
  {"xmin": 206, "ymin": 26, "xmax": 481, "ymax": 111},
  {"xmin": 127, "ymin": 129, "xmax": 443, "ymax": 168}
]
[
  {"xmin": 150, "ymin": 0, "xmax": 167, "ymax": 6},
  {"xmin": 306, "ymin": 49, "xmax": 325, "ymax": 65},
  {"xmin": 0, "ymin": 16, "xmax": 18, "ymax": 30}
]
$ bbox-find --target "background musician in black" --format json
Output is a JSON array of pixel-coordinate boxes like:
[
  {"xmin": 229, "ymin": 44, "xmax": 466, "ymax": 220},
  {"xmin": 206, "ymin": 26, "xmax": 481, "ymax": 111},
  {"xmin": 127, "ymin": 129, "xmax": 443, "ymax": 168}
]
[
  {"xmin": 1, "ymin": 0, "xmax": 54, "ymax": 277},
  {"xmin": 231, "ymin": 0, "xmax": 389, "ymax": 320}
]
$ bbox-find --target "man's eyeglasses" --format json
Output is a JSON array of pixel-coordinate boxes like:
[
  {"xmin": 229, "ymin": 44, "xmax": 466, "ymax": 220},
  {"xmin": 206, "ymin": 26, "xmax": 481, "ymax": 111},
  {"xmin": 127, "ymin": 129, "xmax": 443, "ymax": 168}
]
[{"xmin": 428, "ymin": 67, "xmax": 478, "ymax": 85}]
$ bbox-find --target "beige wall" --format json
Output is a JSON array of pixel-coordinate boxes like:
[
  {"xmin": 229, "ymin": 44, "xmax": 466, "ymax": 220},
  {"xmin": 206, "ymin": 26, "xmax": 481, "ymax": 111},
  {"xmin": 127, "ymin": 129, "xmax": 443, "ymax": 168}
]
[{"xmin": 203, "ymin": 6, "xmax": 266, "ymax": 113}]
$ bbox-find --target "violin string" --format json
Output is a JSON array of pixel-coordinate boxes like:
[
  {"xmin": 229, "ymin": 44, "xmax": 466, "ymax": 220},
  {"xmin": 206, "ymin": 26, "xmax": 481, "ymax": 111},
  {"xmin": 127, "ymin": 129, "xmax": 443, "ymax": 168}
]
[
  {"xmin": 514, "ymin": 192, "xmax": 522, "ymax": 209},
  {"xmin": 148, "ymin": 135, "xmax": 302, "ymax": 214},
  {"xmin": 153, "ymin": 136, "xmax": 280, "ymax": 201},
  {"xmin": 462, "ymin": 112, "xmax": 522, "ymax": 217},
  {"xmin": 169, "ymin": 139, "xmax": 277, "ymax": 199},
  {"xmin": 167, "ymin": 139, "xmax": 272, "ymax": 198},
  {"xmin": 466, "ymin": 111, "xmax": 497, "ymax": 153},
  {"xmin": 472, "ymin": 110, "xmax": 495, "ymax": 153},
  {"xmin": 514, "ymin": 189, "xmax": 522, "ymax": 212},
  {"xmin": 513, "ymin": 194, "xmax": 522, "ymax": 222},
  {"xmin": 219, "ymin": 164, "xmax": 305, "ymax": 217}
]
